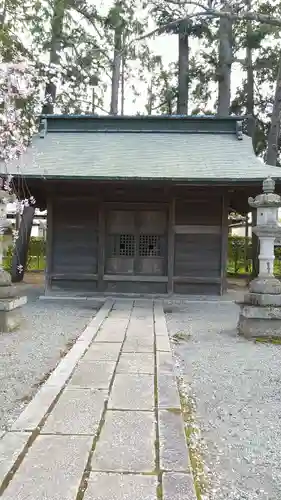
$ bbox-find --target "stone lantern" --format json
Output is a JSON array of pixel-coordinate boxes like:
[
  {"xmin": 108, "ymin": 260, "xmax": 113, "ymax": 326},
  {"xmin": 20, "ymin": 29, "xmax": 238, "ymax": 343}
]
[
  {"xmin": 237, "ymin": 176, "xmax": 281, "ymax": 338},
  {"xmin": 0, "ymin": 185, "xmax": 27, "ymax": 332}
]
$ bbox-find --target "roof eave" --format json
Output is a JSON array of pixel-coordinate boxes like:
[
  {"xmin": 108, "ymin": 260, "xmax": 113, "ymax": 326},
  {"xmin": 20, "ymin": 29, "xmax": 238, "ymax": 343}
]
[{"xmin": 12, "ymin": 174, "xmax": 281, "ymax": 184}]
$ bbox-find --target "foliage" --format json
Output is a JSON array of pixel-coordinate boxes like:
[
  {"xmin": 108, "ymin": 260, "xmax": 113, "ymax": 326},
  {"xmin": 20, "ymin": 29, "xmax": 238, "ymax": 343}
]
[
  {"xmin": 228, "ymin": 235, "xmax": 281, "ymax": 275},
  {"xmin": 3, "ymin": 236, "xmax": 46, "ymax": 271}
]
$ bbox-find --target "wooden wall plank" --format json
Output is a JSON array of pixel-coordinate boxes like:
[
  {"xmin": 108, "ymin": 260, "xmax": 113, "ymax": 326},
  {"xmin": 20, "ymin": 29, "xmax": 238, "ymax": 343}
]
[
  {"xmin": 51, "ymin": 198, "xmax": 99, "ymax": 286},
  {"xmin": 175, "ymin": 225, "xmax": 221, "ymax": 234},
  {"xmin": 173, "ymin": 197, "xmax": 223, "ymax": 293},
  {"xmin": 168, "ymin": 199, "xmax": 175, "ymax": 294},
  {"xmin": 103, "ymin": 274, "xmax": 168, "ymax": 282}
]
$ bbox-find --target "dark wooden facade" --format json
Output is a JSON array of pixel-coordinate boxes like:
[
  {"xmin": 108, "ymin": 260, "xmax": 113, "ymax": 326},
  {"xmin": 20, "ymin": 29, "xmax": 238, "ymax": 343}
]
[
  {"xmin": 45, "ymin": 182, "xmax": 229, "ymax": 296},
  {"xmin": 11, "ymin": 114, "xmax": 281, "ymax": 295}
]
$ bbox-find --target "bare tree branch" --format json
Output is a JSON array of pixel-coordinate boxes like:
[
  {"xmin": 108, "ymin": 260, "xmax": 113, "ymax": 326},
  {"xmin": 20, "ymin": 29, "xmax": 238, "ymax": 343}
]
[
  {"xmin": 127, "ymin": 0, "xmax": 281, "ymax": 49},
  {"xmin": 164, "ymin": 0, "xmax": 281, "ymax": 25}
]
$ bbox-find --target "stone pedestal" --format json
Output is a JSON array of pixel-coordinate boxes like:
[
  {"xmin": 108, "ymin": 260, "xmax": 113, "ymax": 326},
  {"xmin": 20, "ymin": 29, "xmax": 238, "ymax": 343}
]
[
  {"xmin": 237, "ymin": 177, "xmax": 281, "ymax": 339},
  {"xmin": 0, "ymin": 269, "xmax": 27, "ymax": 332},
  {"xmin": 238, "ymin": 297, "xmax": 281, "ymax": 339},
  {"xmin": 0, "ymin": 186, "xmax": 27, "ymax": 332},
  {"xmin": 0, "ymin": 296, "xmax": 27, "ymax": 332}
]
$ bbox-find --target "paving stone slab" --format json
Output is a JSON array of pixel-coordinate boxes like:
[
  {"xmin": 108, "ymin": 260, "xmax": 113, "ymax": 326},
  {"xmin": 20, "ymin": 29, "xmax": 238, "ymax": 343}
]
[
  {"xmin": 94, "ymin": 319, "xmax": 129, "ymax": 343},
  {"xmin": 154, "ymin": 316, "xmax": 169, "ymax": 336},
  {"xmin": 130, "ymin": 314, "xmax": 153, "ymax": 320},
  {"xmin": 94, "ymin": 330, "xmax": 127, "ymax": 343},
  {"xmin": 123, "ymin": 334, "xmax": 154, "ymax": 344},
  {"xmin": 162, "ymin": 472, "xmax": 197, "ymax": 500},
  {"xmin": 46, "ymin": 343, "xmax": 87, "ymax": 387},
  {"xmin": 97, "ymin": 321, "xmax": 128, "ymax": 330},
  {"xmin": 156, "ymin": 335, "xmax": 171, "ymax": 352},
  {"xmin": 11, "ymin": 385, "xmax": 60, "ymax": 431},
  {"xmin": 41, "ymin": 388, "xmax": 107, "ymax": 435},
  {"xmin": 91, "ymin": 411, "xmax": 155, "ymax": 472},
  {"xmin": 108, "ymin": 374, "xmax": 154, "ymax": 410},
  {"xmin": 123, "ymin": 337, "xmax": 154, "ymax": 353},
  {"xmin": 75, "ymin": 300, "xmax": 113, "ymax": 342},
  {"xmin": 108, "ymin": 314, "xmax": 131, "ymax": 320},
  {"xmin": 82, "ymin": 343, "xmax": 122, "ymax": 362},
  {"xmin": 127, "ymin": 317, "xmax": 153, "ymax": 326},
  {"xmin": 157, "ymin": 374, "xmax": 181, "ymax": 409},
  {"xmin": 128, "ymin": 313, "xmax": 153, "ymax": 319},
  {"xmin": 112, "ymin": 301, "xmax": 133, "ymax": 310},
  {"xmin": 157, "ymin": 352, "xmax": 175, "ymax": 374},
  {"xmin": 0, "ymin": 432, "xmax": 31, "ymax": 487},
  {"xmin": 84, "ymin": 472, "xmax": 157, "ymax": 500},
  {"xmin": 69, "ymin": 361, "xmax": 116, "ymax": 389},
  {"xmin": 126, "ymin": 328, "xmax": 154, "ymax": 338},
  {"xmin": 128, "ymin": 316, "xmax": 153, "ymax": 323},
  {"xmin": 1, "ymin": 435, "xmax": 92, "ymax": 500},
  {"xmin": 116, "ymin": 353, "xmax": 154, "ymax": 374},
  {"xmin": 159, "ymin": 410, "xmax": 190, "ymax": 471}
]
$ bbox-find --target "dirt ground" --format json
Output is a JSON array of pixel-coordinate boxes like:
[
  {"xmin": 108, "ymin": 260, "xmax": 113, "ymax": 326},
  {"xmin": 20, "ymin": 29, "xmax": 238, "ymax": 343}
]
[{"xmin": 22, "ymin": 272, "xmax": 45, "ymax": 286}]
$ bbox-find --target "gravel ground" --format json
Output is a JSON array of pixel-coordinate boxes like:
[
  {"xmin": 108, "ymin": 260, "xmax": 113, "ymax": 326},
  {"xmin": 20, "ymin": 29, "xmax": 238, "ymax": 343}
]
[
  {"xmin": 0, "ymin": 288, "xmax": 96, "ymax": 431},
  {"xmin": 166, "ymin": 300, "xmax": 281, "ymax": 500}
]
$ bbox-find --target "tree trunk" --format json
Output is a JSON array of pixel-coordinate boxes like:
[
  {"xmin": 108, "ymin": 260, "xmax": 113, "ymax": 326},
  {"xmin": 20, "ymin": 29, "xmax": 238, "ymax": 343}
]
[
  {"xmin": 217, "ymin": 6, "xmax": 232, "ymax": 115},
  {"xmin": 42, "ymin": 0, "xmax": 67, "ymax": 114},
  {"xmin": 91, "ymin": 87, "xmax": 95, "ymax": 113},
  {"xmin": 0, "ymin": 0, "xmax": 7, "ymax": 28},
  {"xmin": 246, "ymin": 53, "xmax": 255, "ymax": 140},
  {"xmin": 177, "ymin": 27, "xmax": 189, "ymax": 115},
  {"xmin": 120, "ymin": 35, "xmax": 125, "ymax": 115},
  {"xmin": 110, "ymin": 27, "xmax": 122, "ymax": 115},
  {"xmin": 245, "ymin": 0, "xmax": 258, "ymax": 278},
  {"xmin": 146, "ymin": 82, "xmax": 153, "ymax": 115},
  {"xmin": 11, "ymin": 206, "xmax": 35, "ymax": 283},
  {"xmin": 246, "ymin": 0, "xmax": 256, "ymax": 144},
  {"xmin": 266, "ymin": 52, "xmax": 281, "ymax": 166}
]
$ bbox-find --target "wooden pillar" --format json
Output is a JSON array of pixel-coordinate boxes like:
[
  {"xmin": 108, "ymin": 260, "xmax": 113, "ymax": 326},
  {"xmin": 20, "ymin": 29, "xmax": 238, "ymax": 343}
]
[
  {"xmin": 98, "ymin": 202, "xmax": 105, "ymax": 291},
  {"xmin": 167, "ymin": 198, "xmax": 175, "ymax": 295},
  {"xmin": 45, "ymin": 197, "xmax": 53, "ymax": 293},
  {"xmin": 220, "ymin": 193, "xmax": 229, "ymax": 295},
  {"xmin": 245, "ymin": 213, "xmax": 249, "ymax": 272},
  {"xmin": 11, "ymin": 205, "xmax": 35, "ymax": 283}
]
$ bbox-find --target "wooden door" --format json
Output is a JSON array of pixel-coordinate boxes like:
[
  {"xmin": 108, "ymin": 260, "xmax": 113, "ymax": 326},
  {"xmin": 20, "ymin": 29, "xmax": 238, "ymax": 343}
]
[{"xmin": 105, "ymin": 208, "xmax": 167, "ymax": 276}]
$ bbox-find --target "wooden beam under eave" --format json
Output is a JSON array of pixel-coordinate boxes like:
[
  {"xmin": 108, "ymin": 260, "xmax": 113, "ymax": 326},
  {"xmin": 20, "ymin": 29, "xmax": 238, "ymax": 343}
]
[
  {"xmin": 98, "ymin": 201, "xmax": 105, "ymax": 292},
  {"xmin": 220, "ymin": 192, "xmax": 229, "ymax": 295},
  {"xmin": 45, "ymin": 196, "xmax": 53, "ymax": 294},
  {"xmin": 167, "ymin": 198, "xmax": 175, "ymax": 295}
]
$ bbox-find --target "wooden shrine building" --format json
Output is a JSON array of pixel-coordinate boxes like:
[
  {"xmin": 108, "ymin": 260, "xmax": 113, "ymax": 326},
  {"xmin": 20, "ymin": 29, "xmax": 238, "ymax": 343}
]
[{"xmin": 9, "ymin": 114, "xmax": 281, "ymax": 296}]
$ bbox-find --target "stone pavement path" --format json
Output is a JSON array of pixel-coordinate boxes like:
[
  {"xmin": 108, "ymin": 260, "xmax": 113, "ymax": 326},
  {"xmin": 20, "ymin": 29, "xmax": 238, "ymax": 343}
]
[{"xmin": 0, "ymin": 299, "xmax": 196, "ymax": 500}]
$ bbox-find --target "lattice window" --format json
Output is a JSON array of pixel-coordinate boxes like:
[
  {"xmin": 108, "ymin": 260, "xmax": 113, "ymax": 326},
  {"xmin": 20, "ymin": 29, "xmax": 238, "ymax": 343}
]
[
  {"xmin": 112, "ymin": 234, "xmax": 135, "ymax": 257},
  {"xmin": 139, "ymin": 235, "xmax": 161, "ymax": 257}
]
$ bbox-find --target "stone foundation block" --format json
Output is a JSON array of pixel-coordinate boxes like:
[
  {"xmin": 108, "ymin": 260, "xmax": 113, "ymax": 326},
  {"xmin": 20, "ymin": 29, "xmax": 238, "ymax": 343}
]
[
  {"xmin": 249, "ymin": 277, "xmax": 281, "ymax": 295},
  {"xmin": 238, "ymin": 316, "xmax": 281, "ymax": 338},
  {"xmin": 243, "ymin": 292, "xmax": 281, "ymax": 307},
  {"xmin": 0, "ymin": 296, "xmax": 27, "ymax": 332},
  {"xmin": 239, "ymin": 304, "xmax": 281, "ymax": 320},
  {"xmin": 0, "ymin": 285, "xmax": 19, "ymax": 298},
  {"xmin": 0, "ymin": 268, "xmax": 12, "ymax": 286}
]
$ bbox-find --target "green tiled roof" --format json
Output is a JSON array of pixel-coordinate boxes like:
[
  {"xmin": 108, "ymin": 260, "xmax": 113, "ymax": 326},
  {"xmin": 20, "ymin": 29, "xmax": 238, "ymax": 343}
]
[{"xmin": 6, "ymin": 115, "xmax": 281, "ymax": 182}]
